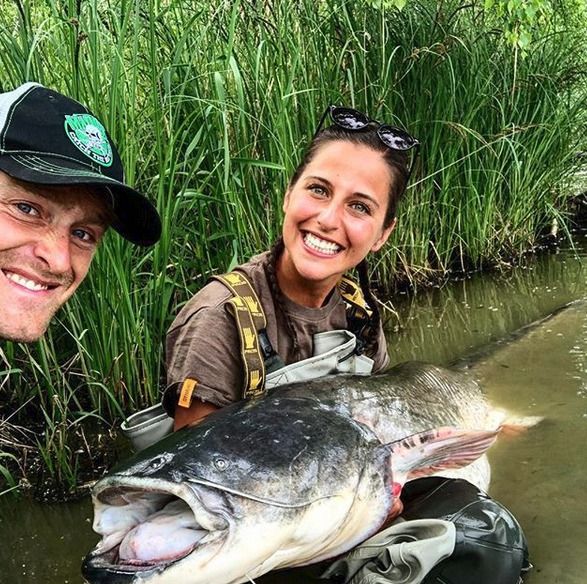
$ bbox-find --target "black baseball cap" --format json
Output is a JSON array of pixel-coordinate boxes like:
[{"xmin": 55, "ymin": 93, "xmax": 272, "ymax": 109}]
[{"xmin": 0, "ymin": 82, "xmax": 161, "ymax": 246}]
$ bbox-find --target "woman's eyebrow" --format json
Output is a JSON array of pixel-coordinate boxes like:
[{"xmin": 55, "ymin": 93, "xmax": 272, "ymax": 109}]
[
  {"xmin": 305, "ymin": 175, "xmax": 381, "ymax": 208},
  {"xmin": 306, "ymin": 175, "xmax": 332, "ymax": 187},
  {"xmin": 354, "ymin": 192, "xmax": 380, "ymax": 207}
]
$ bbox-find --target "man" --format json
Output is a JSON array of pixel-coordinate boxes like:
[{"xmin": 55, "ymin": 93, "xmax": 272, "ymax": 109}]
[{"xmin": 0, "ymin": 82, "xmax": 161, "ymax": 342}]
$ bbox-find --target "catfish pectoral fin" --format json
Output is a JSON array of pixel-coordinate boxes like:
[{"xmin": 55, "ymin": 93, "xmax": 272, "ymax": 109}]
[{"xmin": 389, "ymin": 426, "xmax": 500, "ymax": 480}]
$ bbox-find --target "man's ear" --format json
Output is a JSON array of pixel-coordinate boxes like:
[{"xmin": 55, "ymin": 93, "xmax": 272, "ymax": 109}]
[{"xmin": 371, "ymin": 217, "xmax": 397, "ymax": 252}]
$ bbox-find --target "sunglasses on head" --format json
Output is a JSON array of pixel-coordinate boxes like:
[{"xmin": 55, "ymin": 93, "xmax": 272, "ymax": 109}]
[{"xmin": 314, "ymin": 105, "xmax": 420, "ymax": 181}]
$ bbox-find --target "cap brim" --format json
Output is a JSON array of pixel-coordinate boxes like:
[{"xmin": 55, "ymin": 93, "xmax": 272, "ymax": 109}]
[{"xmin": 0, "ymin": 153, "xmax": 161, "ymax": 246}]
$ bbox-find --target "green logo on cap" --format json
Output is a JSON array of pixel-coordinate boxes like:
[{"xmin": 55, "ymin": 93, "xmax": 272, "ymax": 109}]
[{"xmin": 64, "ymin": 114, "xmax": 113, "ymax": 167}]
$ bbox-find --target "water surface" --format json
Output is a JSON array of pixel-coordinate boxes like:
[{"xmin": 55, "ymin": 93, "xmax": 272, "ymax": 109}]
[{"xmin": 477, "ymin": 301, "xmax": 587, "ymax": 584}]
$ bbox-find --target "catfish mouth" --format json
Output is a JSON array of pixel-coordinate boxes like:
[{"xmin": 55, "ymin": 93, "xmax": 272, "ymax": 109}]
[{"xmin": 84, "ymin": 479, "xmax": 231, "ymax": 574}]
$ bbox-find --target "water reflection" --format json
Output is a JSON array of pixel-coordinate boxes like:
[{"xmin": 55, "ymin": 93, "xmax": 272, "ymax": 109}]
[
  {"xmin": 388, "ymin": 241, "xmax": 586, "ymax": 366},
  {"xmin": 0, "ymin": 496, "xmax": 95, "ymax": 583}
]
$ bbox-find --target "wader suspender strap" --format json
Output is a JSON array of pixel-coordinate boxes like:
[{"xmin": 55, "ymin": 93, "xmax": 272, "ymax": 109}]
[
  {"xmin": 338, "ymin": 275, "xmax": 374, "ymax": 353},
  {"xmin": 211, "ymin": 273, "xmax": 268, "ymax": 400},
  {"xmin": 213, "ymin": 272, "xmax": 372, "ymax": 400}
]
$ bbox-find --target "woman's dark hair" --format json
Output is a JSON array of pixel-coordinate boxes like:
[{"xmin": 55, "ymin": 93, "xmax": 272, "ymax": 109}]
[
  {"xmin": 266, "ymin": 236, "xmax": 301, "ymax": 357},
  {"xmin": 267, "ymin": 124, "xmax": 411, "ymax": 359},
  {"xmin": 288, "ymin": 124, "xmax": 410, "ymax": 228}
]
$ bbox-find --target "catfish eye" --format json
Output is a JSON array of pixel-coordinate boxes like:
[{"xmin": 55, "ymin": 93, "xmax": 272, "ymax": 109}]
[
  {"xmin": 214, "ymin": 457, "xmax": 229, "ymax": 471},
  {"xmin": 148, "ymin": 456, "xmax": 168, "ymax": 471}
]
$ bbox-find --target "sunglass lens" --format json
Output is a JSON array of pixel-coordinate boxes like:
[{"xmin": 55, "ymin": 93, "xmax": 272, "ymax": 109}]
[
  {"xmin": 378, "ymin": 126, "xmax": 417, "ymax": 150},
  {"xmin": 331, "ymin": 107, "xmax": 370, "ymax": 130}
]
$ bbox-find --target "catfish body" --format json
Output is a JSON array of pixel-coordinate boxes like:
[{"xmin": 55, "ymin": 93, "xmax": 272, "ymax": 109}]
[{"xmin": 82, "ymin": 362, "xmax": 506, "ymax": 584}]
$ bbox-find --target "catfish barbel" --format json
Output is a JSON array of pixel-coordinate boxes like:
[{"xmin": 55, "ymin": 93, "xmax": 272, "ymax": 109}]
[{"xmin": 82, "ymin": 362, "xmax": 530, "ymax": 584}]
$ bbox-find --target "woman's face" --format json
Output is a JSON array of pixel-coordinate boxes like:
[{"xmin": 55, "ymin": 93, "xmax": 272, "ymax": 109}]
[{"xmin": 280, "ymin": 140, "xmax": 396, "ymax": 294}]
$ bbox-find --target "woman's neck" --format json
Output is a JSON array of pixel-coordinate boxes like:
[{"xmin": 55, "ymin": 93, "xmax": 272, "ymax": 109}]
[{"xmin": 275, "ymin": 250, "xmax": 336, "ymax": 308}]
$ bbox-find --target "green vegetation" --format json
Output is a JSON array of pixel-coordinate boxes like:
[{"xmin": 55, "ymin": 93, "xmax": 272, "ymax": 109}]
[{"xmin": 0, "ymin": 0, "xmax": 586, "ymax": 497}]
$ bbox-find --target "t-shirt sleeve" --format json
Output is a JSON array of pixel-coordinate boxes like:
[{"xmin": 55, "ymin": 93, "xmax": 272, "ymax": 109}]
[{"xmin": 165, "ymin": 304, "xmax": 244, "ymax": 412}]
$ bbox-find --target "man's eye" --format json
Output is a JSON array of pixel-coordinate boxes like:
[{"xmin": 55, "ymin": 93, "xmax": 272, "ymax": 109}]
[
  {"xmin": 16, "ymin": 202, "xmax": 39, "ymax": 216},
  {"xmin": 72, "ymin": 228, "xmax": 94, "ymax": 243}
]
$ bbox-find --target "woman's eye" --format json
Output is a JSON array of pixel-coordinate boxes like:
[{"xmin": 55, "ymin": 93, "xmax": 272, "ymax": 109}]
[
  {"xmin": 309, "ymin": 184, "xmax": 327, "ymax": 197},
  {"xmin": 16, "ymin": 202, "xmax": 39, "ymax": 216},
  {"xmin": 350, "ymin": 201, "xmax": 371, "ymax": 215}
]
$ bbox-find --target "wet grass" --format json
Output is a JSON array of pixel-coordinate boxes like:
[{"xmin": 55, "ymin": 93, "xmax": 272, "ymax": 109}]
[{"xmin": 0, "ymin": 0, "xmax": 586, "ymax": 497}]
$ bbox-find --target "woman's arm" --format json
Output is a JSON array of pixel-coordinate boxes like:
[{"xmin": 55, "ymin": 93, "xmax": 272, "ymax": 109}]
[
  {"xmin": 165, "ymin": 290, "xmax": 245, "ymax": 427},
  {"xmin": 174, "ymin": 399, "xmax": 220, "ymax": 430}
]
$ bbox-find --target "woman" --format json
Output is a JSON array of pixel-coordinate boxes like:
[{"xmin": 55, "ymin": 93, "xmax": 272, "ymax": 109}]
[
  {"xmin": 159, "ymin": 107, "xmax": 529, "ymax": 584},
  {"xmin": 164, "ymin": 105, "xmax": 419, "ymax": 429}
]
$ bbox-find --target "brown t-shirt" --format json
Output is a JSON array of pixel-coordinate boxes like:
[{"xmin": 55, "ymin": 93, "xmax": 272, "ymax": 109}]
[{"xmin": 165, "ymin": 252, "xmax": 390, "ymax": 409}]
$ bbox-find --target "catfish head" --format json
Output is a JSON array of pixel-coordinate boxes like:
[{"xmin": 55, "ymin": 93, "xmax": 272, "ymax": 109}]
[{"xmin": 82, "ymin": 396, "xmax": 394, "ymax": 584}]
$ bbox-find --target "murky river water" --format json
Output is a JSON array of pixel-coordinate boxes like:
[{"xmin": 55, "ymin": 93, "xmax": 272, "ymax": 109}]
[{"xmin": 1, "ymin": 230, "xmax": 586, "ymax": 584}]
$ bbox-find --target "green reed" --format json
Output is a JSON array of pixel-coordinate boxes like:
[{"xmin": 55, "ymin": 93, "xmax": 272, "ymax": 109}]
[{"xmin": 0, "ymin": 0, "xmax": 585, "ymax": 495}]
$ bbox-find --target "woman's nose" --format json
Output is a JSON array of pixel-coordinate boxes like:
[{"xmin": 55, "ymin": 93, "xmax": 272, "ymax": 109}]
[{"xmin": 316, "ymin": 201, "xmax": 341, "ymax": 231}]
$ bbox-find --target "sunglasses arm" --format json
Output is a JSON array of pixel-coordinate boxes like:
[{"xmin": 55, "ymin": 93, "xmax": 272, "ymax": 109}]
[{"xmin": 312, "ymin": 105, "xmax": 333, "ymax": 140}]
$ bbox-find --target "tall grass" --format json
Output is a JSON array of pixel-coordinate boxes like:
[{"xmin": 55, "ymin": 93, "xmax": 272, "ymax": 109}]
[
  {"xmin": 0, "ymin": 0, "xmax": 586, "ymax": 495},
  {"xmin": 371, "ymin": 3, "xmax": 587, "ymax": 282}
]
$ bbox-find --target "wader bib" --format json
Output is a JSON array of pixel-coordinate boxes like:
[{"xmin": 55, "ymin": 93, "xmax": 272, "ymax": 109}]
[{"xmin": 209, "ymin": 271, "xmax": 376, "ymax": 398}]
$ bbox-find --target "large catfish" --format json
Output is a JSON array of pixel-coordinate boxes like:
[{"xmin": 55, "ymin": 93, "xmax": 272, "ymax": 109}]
[{"xmin": 82, "ymin": 362, "xmax": 526, "ymax": 584}]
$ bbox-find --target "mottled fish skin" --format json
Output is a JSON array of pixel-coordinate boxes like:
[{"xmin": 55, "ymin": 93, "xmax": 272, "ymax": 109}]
[
  {"xmin": 277, "ymin": 361, "xmax": 498, "ymax": 441},
  {"xmin": 82, "ymin": 362, "xmax": 506, "ymax": 584}
]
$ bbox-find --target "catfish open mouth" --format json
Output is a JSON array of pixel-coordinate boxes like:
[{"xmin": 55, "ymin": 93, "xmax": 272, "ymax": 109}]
[{"xmin": 85, "ymin": 480, "xmax": 231, "ymax": 573}]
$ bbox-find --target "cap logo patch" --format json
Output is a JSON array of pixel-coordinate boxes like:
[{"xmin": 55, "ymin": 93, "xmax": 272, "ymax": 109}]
[{"xmin": 64, "ymin": 114, "xmax": 113, "ymax": 167}]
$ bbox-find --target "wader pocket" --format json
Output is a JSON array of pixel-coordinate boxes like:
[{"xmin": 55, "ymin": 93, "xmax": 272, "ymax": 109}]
[
  {"xmin": 266, "ymin": 330, "xmax": 374, "ymax": 389},
  {"xmin": 120, "ymin": 403, "xmax": 173, "ymax": 451}
]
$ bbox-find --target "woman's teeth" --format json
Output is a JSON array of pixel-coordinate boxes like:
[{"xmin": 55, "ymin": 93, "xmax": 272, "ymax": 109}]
[
  {"xmin": 4, "ymin": 271, "xmax": 49, "ymax": 291},
  {"xmin": 304, "ymin": 233, "xmax": 341, "ymax": 255}
]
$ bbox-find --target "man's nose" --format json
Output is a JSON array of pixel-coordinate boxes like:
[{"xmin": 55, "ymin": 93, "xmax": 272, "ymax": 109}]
[{"xmin": 33, "ymin": 230, "xmax": 73, "ymax": 275}]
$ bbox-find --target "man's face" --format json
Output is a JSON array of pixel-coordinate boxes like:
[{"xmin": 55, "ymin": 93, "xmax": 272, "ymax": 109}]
[{"xmin": 0, "ymin": 171, "xmax": 110, "ymax": 342}]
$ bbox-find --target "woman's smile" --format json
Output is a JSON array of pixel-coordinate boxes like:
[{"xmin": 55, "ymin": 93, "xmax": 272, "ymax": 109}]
[{"xmin": 302, "ymin": 231, "xmax": 343, "ymax": 256}]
